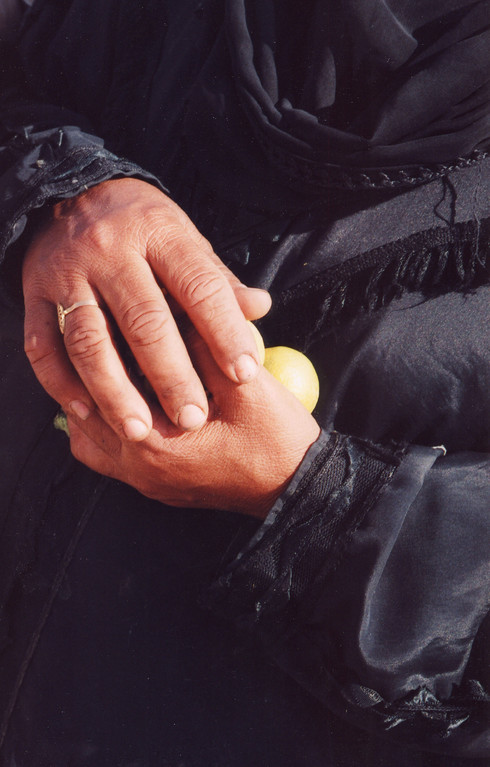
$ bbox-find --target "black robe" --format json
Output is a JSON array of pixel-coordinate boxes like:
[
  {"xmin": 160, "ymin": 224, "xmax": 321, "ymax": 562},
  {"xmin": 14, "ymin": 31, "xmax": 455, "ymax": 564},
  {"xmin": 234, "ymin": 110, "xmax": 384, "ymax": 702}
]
[{"xmin": 0, "ymin": 1, "xmax": 488, "ymax": 764}]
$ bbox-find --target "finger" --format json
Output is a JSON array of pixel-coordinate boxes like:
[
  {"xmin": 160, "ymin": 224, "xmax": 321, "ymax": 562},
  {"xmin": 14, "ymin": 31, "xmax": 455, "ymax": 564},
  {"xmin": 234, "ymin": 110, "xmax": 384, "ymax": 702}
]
[
  {"xmin": 206, "ymin": 252, "xmax": 272, "ymax": 320},
  {"xmin": 233, "ymin": 284, "xmax": 272, "ymax": 321},
  {"xmin": 150, "ymin": 239, "xmax": 262, "ymax": 384},
  {"xmin": 180, "ymin": 324, "xmax": 236, "ymax": 407},
  {"xmin": 67, "ymin": 415, "xmax": 120, "ymax": 478},
  {"xmin": 68, "ymin": 406, "xmax": 121, "ymax": 454},
  {"xmin": 99, "ymin": 258, "xmax": 209, "ymax": 432},
  {"xmin": 24, "ymin": 298, "xmax": 95, "ymax": 421},
  {"xmin": 162, "ymin": 267, "xmax": 272, "ymax": 323},
  {"xmin": 164, "ymin": 212, "xmax": 272, "ymax": 320},
  {"xmin": 60, "ymin": 297, "xmax": 154, "ymax": 441}
]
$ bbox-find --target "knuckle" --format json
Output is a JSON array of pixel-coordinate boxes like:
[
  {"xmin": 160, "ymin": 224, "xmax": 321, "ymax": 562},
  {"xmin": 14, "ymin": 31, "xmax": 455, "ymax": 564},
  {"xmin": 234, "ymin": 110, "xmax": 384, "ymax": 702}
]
[
  {"xmin": 150, "ymin": 212, "xmax": 213, "ymax": 260},
  {"xmin": 179, "ymin": 268, "xmax": 226, "ymax": 312},
  {"xmin": 122, "ymin": 300, "xmax": 170, "ymax": 348},
  {"xmin": 83, "ymin": 220, "xmax": 116, "ymax": 253},
  {"xmin": 146, "ymin": 210, "xmax": 217, "ymax": 272},
  {"xmin": 155, "ymin": 223, "xmax": 187, "ymax": 257},
  {"xmin": 158, "ymin": 377, "xmax": 191, "ymax": 400},
  {"xmin": 64, "ymin": 320, "xmax": 105, "ymax": 361}
]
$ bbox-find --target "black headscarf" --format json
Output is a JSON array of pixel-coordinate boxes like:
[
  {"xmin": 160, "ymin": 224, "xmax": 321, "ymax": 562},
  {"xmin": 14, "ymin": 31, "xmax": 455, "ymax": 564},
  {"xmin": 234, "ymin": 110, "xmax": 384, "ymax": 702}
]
[{"xmin": 225, "ymin": 0, "xmax": 490, "ymax": 182}]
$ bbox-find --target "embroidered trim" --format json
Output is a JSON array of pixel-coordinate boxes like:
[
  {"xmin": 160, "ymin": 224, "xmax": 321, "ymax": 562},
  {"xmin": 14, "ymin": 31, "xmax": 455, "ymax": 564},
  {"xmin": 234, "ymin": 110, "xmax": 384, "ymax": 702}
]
[{"xmin": 255, "ymin": 125, "xmax": 489, "ymax": 190}]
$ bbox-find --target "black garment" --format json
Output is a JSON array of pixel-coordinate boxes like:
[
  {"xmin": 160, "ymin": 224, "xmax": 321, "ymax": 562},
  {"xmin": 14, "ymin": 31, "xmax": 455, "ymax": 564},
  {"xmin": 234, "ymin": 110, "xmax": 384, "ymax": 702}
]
[
  {"xmin": 225, "ymin": 0, "xmax": 490, "ymax": 169},
  {"xmin": 0, "ymin": 1, "xmax": 489, "ymax": 764}
]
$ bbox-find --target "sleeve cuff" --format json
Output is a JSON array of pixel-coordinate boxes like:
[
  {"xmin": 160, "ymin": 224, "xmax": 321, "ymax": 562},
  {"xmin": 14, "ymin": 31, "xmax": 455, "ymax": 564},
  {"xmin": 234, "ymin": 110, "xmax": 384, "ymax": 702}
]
[
  {"xmin": 209, "ymin": 429, "xmax": 405, "ymax": 636},
  {"xmin": 0, "ymin": 125, "xmax": 167, "ymax": 305}
]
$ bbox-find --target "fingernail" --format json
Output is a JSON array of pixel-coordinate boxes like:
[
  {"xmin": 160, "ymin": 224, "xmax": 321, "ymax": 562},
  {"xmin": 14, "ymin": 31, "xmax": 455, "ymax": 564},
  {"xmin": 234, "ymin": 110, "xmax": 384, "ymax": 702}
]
[
  {"xmin": 234, "ymin": 353, "xmax": 259, "ymax": 382},
  {"xmin": 69, "ymin": 400, "xmax": 91, "ymax": 420},
  {"xmin": 123, "ymin": 418, "xmax": 150, "ymax": 441},
  {"xmin": 177, "ymin": 404, "xmax": 207, "ymax": 431}
]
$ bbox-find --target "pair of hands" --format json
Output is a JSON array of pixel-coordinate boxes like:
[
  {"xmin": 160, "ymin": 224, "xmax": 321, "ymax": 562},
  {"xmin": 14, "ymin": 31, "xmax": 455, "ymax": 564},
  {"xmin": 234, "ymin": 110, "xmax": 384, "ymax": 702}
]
[{"xmin": 22, "ymin": 178, "xmax": 320, "ymax": 517}]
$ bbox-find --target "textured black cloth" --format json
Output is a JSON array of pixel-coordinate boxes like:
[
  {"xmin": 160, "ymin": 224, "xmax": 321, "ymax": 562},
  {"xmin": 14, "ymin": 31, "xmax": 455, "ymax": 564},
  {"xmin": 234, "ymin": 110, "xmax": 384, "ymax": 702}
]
[
  {"xmin": 0, "ymin": 1, "xmax": 489, "ymax": 764},
  {"xmin": 1, "ymin": 284, "xmax": 488, "ymax": 767}
]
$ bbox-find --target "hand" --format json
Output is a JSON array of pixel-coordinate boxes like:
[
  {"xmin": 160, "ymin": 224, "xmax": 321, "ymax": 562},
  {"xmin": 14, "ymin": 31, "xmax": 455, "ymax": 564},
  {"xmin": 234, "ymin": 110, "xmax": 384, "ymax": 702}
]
[
  {"xmin": 23, "ymin": 178, "xmax": 271, "ymax": 440},
  {"xmin": 65, "ymin": 328, "xmax": 321, "ymax": 518}
]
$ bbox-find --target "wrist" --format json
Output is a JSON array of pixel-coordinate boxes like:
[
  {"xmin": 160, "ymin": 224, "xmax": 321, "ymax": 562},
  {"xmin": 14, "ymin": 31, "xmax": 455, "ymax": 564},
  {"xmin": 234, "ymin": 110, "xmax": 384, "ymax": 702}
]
[{"xmin": 234, "ymin": 421, "xmax": 322, "ymax": 519}]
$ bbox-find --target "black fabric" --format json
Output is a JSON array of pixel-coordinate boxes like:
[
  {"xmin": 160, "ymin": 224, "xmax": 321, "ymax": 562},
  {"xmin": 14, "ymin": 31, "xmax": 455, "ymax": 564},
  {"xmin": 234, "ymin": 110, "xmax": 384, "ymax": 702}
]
[
  {"xmin": 209, "ymin": 431, "xmax": 403, "ymax": 632},
  {"xmin": 0, "ymin": 17, "xmax": 166, "ymax": 306},
  {"xmin": 0, "ymin": 0, "xmax": 488, "ymax": 764},
  {"xmin": 263, "ymin": 216, "xmax": 490, "ymax": 348},
  {"xmin": 0, "ymin": 294, "xmax": 488, "ymax": 766},
  {"xmin": 226, "ymin": 0, "xmax": 490, "ymax": 172}
]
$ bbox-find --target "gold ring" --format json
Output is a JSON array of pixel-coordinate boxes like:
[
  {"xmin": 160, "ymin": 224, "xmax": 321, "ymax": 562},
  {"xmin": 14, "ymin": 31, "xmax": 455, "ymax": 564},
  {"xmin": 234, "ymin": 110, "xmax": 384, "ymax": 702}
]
[{"xmin": 57, "ymin": 300, "xmax": 99, "ymax": 334}]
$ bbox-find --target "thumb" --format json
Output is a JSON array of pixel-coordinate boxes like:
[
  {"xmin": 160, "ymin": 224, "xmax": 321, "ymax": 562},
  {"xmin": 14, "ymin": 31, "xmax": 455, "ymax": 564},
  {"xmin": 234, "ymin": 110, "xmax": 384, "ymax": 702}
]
[
  {"xmin": 233, "ymin": 284, "xmax": 272, "ymax": 320},
  {"xmin": 210, "ymin": 253, "xmax": 271, "ymax": 320}
]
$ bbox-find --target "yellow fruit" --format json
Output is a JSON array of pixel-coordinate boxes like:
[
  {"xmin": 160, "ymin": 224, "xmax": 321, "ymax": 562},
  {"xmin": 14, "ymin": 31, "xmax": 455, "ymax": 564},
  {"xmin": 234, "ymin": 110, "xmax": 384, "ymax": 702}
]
[
  {"xmin": 264, "ymin": 346, "xmax": 320, "ymax": 413},
  {"xmin": 248, "ymin": 321, "xmax": 266, "ymax": 365},
  {"xmin": 53, "ymin": 409, "xmax": 70, "ymax": 436}
]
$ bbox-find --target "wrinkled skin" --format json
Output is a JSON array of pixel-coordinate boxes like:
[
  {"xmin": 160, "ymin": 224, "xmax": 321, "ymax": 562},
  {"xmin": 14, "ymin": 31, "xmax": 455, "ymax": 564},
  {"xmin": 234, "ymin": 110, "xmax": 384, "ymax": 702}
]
[
  {"xmin": 22, "ymin": 178, "xmax": 320, "ymax": 515},
  {"xmin": 23, "ymin": 178, "xmax": 271, "ymax": 440},
  {"xmin": 66, "ymin": 328, "xmax": 321, "ymax": 517}
]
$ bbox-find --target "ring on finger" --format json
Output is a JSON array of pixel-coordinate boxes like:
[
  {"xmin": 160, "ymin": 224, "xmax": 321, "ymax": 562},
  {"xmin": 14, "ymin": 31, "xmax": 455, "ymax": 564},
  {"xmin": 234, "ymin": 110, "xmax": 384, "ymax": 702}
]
[{"xmin": 57, "ymin": 300, "xmax": 100, "ymax": 334}]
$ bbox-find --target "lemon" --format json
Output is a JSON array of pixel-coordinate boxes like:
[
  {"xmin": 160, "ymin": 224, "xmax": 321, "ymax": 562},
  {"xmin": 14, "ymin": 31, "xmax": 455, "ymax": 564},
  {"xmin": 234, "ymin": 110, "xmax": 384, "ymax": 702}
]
[
  {"xmin": 264, "ymin": 345, "xmax": 320, "ymax": 413},
  {"xmin": 53, "ymin": 409, "xmax": 70, "ymax": 436},
  {"xmin": 247, "ymin": 322, "xmax": 319, "ymax": 412}
]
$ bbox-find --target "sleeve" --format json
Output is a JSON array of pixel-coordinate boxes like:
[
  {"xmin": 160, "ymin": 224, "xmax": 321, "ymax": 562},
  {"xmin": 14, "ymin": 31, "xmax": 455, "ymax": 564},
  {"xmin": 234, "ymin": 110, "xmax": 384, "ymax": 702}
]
[
  {"xmin": 0, "ymin": 33, "xmax": 165, "ymax": 302},
  {"xmin": 209, "ymin": 430, "xmax": 490, "ymax": 758}
]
